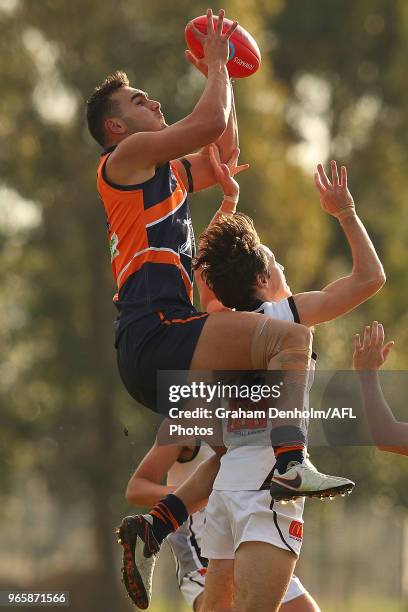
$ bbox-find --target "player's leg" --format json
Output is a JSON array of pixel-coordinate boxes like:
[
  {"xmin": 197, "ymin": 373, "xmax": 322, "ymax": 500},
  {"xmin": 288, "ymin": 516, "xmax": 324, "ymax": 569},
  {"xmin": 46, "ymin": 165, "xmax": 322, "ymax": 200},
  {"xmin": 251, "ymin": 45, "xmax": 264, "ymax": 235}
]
[
  {"xmin": 201, "ymin": 560, "xmax": 234, "ymax": 611},
  {"xmin": 118, "ymin": 453, "xmax": 222, "ymax": 608},
  {"xmin": 200, "ymin": 490, "xmax": 235, "ymax": 611},
  {"xmin": 192, "ymin": 312, "xmax": 313, "ymax": 474},
  {"xmin": 190, "ymin": 311, "xmax": 312, "ymax": 372},
  {"xmin": 192, "ymin": 313, "xmax": 353, "ymax": 501},
  {"xmin": 281, "ymin": 592, "xmax": 321, "ymax": 612},
  {"xmin": 179, "ymin": 573, "xmax": 207, "ymax": 612},
  {"xmin": 118, "ymin": 315, "xmax": 311, "ymax": 553},
  {"xmin": 193, "ymin": 592, "xmax": 204, "ymax": 612},
  {"xmin": 162, "ymin": 451, "xmax": 222, "ymax": 519},
  {"xmin": 279, "ymin": 574, "xmax": 321, "ymax": 611},
  {"xmin": 233, "ymin": 541, "xmax": 296, "ymax": 612}
]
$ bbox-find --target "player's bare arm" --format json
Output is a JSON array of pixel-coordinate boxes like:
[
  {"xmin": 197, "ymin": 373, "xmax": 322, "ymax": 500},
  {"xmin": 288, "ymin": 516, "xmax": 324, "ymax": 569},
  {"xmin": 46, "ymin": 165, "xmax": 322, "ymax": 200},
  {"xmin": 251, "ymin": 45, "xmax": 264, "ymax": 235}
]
[
  {"xmin": 126, "ymin": 439, "xmax": 181, "ymax": 507},
  {"xmin": 106, "ymin": 9, "xmax": 237, "ymax": 185},
  {"xmin": 294, "ymin": 161, "xmax": 385, "ymax": 327},
  {"xmin": 194, "ymin": 144, "xmax": 246, "ymax": 311},
  {"xmin": 173, "ymin": 59, "xmax": 239, "ymax": 193},
  {"xmin": 353, "ymin": 321, "xmax": 408, "ymax": 456},
  {"xmin": 126, "ymin": 417, "xmax": 206, "ymax": 506}
]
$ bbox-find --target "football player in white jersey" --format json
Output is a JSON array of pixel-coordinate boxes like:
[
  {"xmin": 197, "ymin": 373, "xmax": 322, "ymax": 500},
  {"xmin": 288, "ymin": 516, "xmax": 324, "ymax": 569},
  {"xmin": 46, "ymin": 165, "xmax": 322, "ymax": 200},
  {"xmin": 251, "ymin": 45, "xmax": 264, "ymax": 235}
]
[
  {"xmin": 125, "ymin": 429, "xmax": 320, "ymax": 611},
  {"xmin": 353, "ymin": 320, "xmax": 407, "ymax": 456},
  {"xmin": 192, "ymin": 145, "xmax": 385, "ymax": 611}
]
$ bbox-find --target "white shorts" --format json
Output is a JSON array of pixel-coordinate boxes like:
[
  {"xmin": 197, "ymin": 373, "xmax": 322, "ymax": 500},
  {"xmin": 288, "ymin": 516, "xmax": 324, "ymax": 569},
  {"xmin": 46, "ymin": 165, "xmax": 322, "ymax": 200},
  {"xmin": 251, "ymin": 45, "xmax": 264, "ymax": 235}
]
[
  {"xmin": 180, "ymin": 568, "xmax": 206, "ymax": 610},
  {"xmin": 284, "ymin": 574, "xmax": 307, "ymax": 603},
  {"xmin": 179, "ymin": 566, "xmax": 305, "ymax": 609},
  {"xmin": 201, "ymin": 489, "xmax": 304, "ymax": 559}
]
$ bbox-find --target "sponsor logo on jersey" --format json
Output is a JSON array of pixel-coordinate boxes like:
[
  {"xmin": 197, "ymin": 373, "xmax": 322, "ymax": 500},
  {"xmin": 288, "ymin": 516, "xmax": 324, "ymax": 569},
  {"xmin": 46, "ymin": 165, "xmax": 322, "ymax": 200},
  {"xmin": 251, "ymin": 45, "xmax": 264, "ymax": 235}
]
[
  {"xmin": 289, "ymin": 520, "xmax": 303, "ymax": 541},
  {"xmin": 109, "ymin": 232, "xmax": 119, "ymax": 262},
  {"xmin": 179, "ymin": 218, "xmax": 194, "ymax": 258},
  {"xmin": 227, "ymin": 398, "xmax": 268, "ymax": 431}
]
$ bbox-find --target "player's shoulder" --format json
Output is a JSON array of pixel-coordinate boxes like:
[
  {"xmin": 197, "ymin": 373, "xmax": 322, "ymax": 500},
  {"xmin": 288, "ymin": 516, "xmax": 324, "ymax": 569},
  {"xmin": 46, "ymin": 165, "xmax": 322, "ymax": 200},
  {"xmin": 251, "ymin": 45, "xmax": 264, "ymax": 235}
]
[
  {"xmin": 102, "ymin": 150, "xmax": 171, "ymax": 191},
  {"xmin": 103, "ymin": 135, "xmax": 172, "ymax": 186},
  {"xmin": 257, "ymin": 296, "xmax": 300, "ymax": 324}
]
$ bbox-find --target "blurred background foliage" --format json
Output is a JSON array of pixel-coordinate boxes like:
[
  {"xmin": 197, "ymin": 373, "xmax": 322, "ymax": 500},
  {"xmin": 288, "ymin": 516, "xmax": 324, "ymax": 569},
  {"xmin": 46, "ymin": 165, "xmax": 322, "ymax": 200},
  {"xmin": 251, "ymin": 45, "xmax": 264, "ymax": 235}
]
[{"xmin": 0, "ymin": 0, "xmax": 407, "ymax": 610}]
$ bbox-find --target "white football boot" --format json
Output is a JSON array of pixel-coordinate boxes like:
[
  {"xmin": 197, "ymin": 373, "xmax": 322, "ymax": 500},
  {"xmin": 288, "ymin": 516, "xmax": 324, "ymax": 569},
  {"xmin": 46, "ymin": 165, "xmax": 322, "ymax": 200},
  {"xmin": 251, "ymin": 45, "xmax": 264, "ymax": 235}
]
[{"xmin": 270, "ymin": 460, "xmax": 355, "ymax": 502}]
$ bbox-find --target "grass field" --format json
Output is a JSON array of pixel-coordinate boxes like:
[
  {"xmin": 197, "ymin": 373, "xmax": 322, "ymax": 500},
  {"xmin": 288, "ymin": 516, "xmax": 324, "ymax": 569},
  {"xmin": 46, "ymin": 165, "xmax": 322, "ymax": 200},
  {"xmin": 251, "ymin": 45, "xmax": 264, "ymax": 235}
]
[
  {"xmin": 321, "ymin": 598, "xmax": 406, "ymax": 612},
  {"xmin": 149, "ymin": 596, "xmax": 407, "ymax": 612}
]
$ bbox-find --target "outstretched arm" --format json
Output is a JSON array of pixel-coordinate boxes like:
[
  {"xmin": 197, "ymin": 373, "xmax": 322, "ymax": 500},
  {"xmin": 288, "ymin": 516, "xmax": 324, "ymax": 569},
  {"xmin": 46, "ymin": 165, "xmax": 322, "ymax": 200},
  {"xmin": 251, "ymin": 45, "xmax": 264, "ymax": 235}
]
[
  {"xmin": 173, "ymin": 51, "xmax": 240, "ymax": 193},
  {"xmin": 194, "ymin": 144, "xmax": 247, "ymax": 311},
  {"xmin": 125, "ymin": 440, "xmax": 180, "ymax": 507},
  {"xmin": 294, "ymin": 161, "xmax": 385, "ymax": 327},
  {"xmin": 353, "ymin": 321, "xmax": 408, "ymax": 456},
  {"xmin": 108, "ymin": 9, "xmax": 237, "ymax": 184}
]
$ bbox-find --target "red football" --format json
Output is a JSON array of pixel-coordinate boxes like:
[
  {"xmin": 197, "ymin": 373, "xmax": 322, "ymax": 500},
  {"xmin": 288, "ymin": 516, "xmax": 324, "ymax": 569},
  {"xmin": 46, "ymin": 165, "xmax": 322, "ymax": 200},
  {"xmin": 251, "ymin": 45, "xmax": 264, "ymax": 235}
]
[{"xmin": 185, "ymin": 15, "xmax": 261, "ymax": 79}]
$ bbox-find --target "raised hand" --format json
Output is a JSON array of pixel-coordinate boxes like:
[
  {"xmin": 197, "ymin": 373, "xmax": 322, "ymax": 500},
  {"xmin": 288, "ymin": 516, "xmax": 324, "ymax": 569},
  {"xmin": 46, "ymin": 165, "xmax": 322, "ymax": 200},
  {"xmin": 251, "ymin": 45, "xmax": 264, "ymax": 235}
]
[
  {"xmin": 188, "ymin": 9, "xmax": 238, "ymax": 69},
  {"xmin": 208, "ymin": 144, "xmax": 249, "ymax": 199},
  {"xmin": 185, "ymin": 49, "xmax": 208, "ymax": 77},
  {"xmin": 314, "ymin": 160, "xmax": 355, "ymax": 220},
  {"xmin": 353, "ymin": 321, "xmax": 395, "ymax": 370}
]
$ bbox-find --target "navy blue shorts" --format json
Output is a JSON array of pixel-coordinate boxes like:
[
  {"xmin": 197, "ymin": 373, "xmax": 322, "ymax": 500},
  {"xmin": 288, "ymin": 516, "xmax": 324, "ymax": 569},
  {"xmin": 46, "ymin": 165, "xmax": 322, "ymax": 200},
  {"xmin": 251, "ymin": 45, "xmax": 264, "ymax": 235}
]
[{"xmin": 116, "ymin": 308, "xmax": 208, "ymax": 413}]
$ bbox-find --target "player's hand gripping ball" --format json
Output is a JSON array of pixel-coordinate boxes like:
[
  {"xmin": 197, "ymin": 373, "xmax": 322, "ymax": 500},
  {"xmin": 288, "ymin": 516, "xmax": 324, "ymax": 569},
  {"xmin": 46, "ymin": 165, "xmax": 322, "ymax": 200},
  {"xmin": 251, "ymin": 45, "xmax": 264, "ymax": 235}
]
[{"xmin": 185, "ymin": 15, "xmax": 261, "ymax": 78}]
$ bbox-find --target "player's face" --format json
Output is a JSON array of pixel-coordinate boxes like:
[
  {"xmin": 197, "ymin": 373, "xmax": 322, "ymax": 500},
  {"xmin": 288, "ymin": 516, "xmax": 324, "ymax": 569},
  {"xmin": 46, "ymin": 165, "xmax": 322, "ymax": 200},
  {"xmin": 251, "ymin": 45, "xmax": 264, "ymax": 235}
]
[
  {"xmin": 113, "ymin": 86, "xmax": 167, "ymax": 134},
  {"xmin": 261, "ymin": 245, "xmax": 291, "ymax": 301}
]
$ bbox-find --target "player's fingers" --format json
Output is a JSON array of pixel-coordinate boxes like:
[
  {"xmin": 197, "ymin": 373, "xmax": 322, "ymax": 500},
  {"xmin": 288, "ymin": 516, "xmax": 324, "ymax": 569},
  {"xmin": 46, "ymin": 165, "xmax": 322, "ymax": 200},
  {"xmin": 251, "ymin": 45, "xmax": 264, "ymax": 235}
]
[
  {"xmin": 185, "ymin": 50, "xmax": 208, "ymax": 76},
  {"xmin": 189, "ymin": 23, "xmax": 205, "ymax": 41},
  {"xmin": 317, "ymin": 163, "xmax": 331, "ymax": 189},
  {"xmin": 363, "ymin": 325, "xmax": 371, "ymax": 349},
  {"xmin": 377, "ymin": 323, "xmax": 384, "ymax": 347},
  {"xmin": 370, "ymin": 321, "xmax": 379, "ymax": 348},
  {"xmin": 209, "ymin": 144, "xmax": 221, "ymax": 171},
  {"xmin": 211, "ymin": 143, "xmax": 222, "ymax": 164},
  {"xmin": 340, "ymin": 165, "xmax": 348, "ymax": 190},
  {"xmin": 314, "ymin": 172, "xmax": 326, "ymax": 195},
  {"xmin": 185, "ymin": 49, "xmax": 205, "ymax": 67},
  {"xmin": 220, "ymin": 163, "xmax": 231, "ymax": 179},
  {"xmin": 226, "ymin": 147, "xmax": 240, "ymax": 168},
  {"xmin": 223, "ymin": 20, "xmax": 238, "ymax": 40},
  {"xmin": 206, "ymin": 8, "xmax": 214, "ymax": 34},
  {"xmin": 354, "ymin": 334, "xmax": 362, "ymax": 352},
  {"xmin": 209, "ymin": 143, "xmax": 218, "ymax": 161},
  {"xmin": 382, "ymin": 341, "xmax": 395, "ymax": 360},
  {"xmin": 232, "ymin": 163, "xmax": 250, "ymax": 176},
  {"xmin": 184, "ymin": 50, "xmax": 197, "ymax": 65},
  {"xmin": 216, "ymin": 9, "xmax": 225, "ymax": 35},
  {"xmin": 330, "ymin": 160, "xmax": 339, "ymax": 189}
]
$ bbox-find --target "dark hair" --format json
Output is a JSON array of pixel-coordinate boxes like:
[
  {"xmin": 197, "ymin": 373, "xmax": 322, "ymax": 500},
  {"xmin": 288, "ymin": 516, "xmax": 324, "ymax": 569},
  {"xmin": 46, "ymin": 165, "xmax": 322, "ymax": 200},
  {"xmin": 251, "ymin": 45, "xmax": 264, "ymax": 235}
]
[
  {"xmin": 86, "ymin": 70, "xmax": 129, "ymax": 147},
  {"xmin": 193, "ymin": 213, "xmax": 269, "ymax": 310}
]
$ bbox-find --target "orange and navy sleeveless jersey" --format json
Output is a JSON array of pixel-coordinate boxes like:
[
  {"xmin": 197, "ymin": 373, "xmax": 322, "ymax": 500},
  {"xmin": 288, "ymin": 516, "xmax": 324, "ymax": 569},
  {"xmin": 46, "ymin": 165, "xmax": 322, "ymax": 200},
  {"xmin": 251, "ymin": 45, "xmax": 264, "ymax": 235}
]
[{"xmin": 97, "ymin": 147, "xmax": 195, "ymax": 335}]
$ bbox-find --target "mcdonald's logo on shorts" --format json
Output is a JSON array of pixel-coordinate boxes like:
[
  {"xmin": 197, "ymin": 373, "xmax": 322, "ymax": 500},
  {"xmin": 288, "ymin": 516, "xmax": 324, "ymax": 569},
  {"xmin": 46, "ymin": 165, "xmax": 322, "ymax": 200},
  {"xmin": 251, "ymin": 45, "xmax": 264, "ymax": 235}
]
[{"xmin": 289, "ymin": 520, "xmax": 303, "ymax": 540}]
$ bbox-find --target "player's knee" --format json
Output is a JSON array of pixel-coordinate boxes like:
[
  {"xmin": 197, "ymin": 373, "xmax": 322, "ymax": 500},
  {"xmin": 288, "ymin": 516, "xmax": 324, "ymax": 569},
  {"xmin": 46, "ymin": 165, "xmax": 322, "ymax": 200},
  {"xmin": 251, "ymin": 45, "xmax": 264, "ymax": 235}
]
[
  {"xmin": 281, "ymin": 323, "xmax": 312, "ymax": 352},
  {"xmin": 234, "ymin": 589, "xmax": 276, "ymax": 612},
  {"xmin": 251, "ymin": 318, "xmax": 312, "ymax": 370}
]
